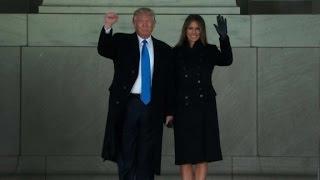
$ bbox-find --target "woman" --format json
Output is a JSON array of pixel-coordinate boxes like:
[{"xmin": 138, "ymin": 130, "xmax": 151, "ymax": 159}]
[{"xmin": 172, "ymin": 14, "xmax": 233, "ymax": 180}]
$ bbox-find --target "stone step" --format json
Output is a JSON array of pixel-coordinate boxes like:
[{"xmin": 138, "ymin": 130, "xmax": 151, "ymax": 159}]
[
  {"xmin": 41, "ymin": 0, "xmax": 238, "ymax": 6},
  {"xmin": 0, "ymin": 174, "xmax": 316, "ymax": 180},
  {"xmin": 39, "ymin": 6, "xmax": 240, "ymax": 14},
  {"xmin": 38, "ymin": 0, "xmax": 240, "ymax": 14}
]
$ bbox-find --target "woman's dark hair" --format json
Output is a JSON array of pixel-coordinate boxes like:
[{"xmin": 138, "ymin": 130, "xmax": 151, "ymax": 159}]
[{"xmin": 176, "ymin": 14, "xmax": 208, "ymax": 47}]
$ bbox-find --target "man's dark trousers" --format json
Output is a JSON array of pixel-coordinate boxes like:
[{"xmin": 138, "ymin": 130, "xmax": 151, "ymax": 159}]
[{"xmin": 117, "ymin": 94, "xmax": 154, "ymax": 180}]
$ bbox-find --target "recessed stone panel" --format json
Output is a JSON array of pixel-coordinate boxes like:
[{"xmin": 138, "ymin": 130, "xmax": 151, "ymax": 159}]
[
  {"xmin": 21, "ymin": 47, "xmax": 111, "ymax": 155},
  {"xmin": 0, "ymin": 47, "xmax": 20, "ymax": 156},
  {"xmin": 258, "ymin": 48, "xmax": 320, "ymax": 156}
]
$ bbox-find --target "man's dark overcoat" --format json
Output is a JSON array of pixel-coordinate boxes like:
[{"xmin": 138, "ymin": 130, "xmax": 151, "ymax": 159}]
[{"xmin": 97, "ymin": 28, "xmax": 173, "ymax": 175}]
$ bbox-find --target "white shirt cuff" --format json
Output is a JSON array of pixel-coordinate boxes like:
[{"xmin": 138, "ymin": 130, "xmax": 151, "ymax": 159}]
[{"xmin": 104, "ymin": 26, "xmax": 111, "ymax": 34}]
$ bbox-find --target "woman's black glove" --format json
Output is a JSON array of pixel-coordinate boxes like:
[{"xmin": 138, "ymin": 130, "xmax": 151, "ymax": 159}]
[{"xmin": 214, "ymin": 14, "xmax": 228, "ymax": 39}]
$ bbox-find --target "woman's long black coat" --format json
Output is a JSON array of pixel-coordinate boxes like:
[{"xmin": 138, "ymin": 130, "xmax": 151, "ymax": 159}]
[{"xmin": 172, "ymin": 37, "xmax": 233, "ymax": 164}]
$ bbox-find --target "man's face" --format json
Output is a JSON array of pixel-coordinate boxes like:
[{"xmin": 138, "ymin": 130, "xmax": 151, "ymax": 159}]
[{"xmin": 133, "ymin": 13, "xmax": 155, "ymax": 39}]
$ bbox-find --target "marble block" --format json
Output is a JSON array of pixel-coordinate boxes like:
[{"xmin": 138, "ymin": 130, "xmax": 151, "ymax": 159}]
[
  {"xmin": 252, "ymin": 15, "xmax": 320, "ymax": 47},
  {"xmin": 0, "ymin": 47, "xmax": 20, "ymax": 156},
  {"xmin": 0, "ymin": 14, "xmax": 27, "ymax": 46},
  {"xmin": 258, "ymin": 48, "xmax": 320, "ymax": 156},
  {"xmin": 213, "ymin": 48, "xmax": 257, "ymax": 156},
  {"xmin": 21, "ymin": 47, "xmax": 111, "ymax": 155},
  {"xmin": 28, "ymin": 14, "xmax": 250, "ymax": 47}
]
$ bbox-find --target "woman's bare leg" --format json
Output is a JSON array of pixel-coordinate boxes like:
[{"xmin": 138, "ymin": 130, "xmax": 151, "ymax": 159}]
[
  {"xmin": 180, "ymin": 164, "xmax": 194, "ymax": 180},
  {"xmin": 194, "ymin": 162, "xmax": 208, "ymax": 180}
]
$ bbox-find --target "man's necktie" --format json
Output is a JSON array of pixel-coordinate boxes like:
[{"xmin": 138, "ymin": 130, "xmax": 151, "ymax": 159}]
[{"xmin": 141, "ymin": 40, "xmax": 151, "ymax": 104}]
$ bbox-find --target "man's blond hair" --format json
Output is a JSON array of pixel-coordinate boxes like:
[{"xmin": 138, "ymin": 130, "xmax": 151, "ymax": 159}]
[{"xmin": 133, "ymin": 7, "xmax": 156, "ymax": 22}]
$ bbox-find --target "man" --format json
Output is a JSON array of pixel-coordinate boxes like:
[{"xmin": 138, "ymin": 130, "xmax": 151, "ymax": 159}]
[{"xmin": 97, "ymin": 7, "xmax": 174, "ymax": 180}]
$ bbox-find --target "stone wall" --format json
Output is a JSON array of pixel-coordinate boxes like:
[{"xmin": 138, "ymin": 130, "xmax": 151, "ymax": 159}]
[{"xmin": 0, "ymin": 11, "xmax": 319, "ymax": 180}]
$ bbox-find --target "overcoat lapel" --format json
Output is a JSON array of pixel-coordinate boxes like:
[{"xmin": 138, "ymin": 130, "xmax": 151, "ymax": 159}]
[
  {"xmin": 131, "ymin": 33, "xmax": 140, "ymax": 69},
  {"xmin": 151, "ymin": 37, "xmax": 160, "ymax": 85}
]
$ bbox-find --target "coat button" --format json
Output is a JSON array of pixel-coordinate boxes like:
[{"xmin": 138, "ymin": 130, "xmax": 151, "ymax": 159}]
[
  {"xmin": 184, "ymin": 74, "xmax": 188, "ymax": 78},
  {"xmin": 131, "ymin": 70, "xmax": 135, "ymax": 74},
  {"xmin": 184, "ymin": 96, "xmax": 189, "ymax": 99},
  {"xmin": 197, "ymin": 80, "xmax": 201, "ymax": 83},
  {"xmin": 123, "ymin": 85, "xmax": 127, "ymax": 90},
  {"xmin": 115, "ymin": 101, "xmax": 120, "ymax": 105},
  {"xmin": 199, "ymin": 94, "xmax": 204, "ymax": 98}
]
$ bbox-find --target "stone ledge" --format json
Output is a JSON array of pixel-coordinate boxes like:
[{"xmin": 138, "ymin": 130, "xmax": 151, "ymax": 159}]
[
  {"xmin": 0, "ymin": 174, "xmax": 317, "ymax": 180},
  {"xmin": 0, "ymin": 156, "xmax": 317, "ymax": 176}
]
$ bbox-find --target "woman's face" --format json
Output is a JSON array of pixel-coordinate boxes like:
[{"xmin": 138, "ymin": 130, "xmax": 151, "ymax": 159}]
[{"xmin": 186, "ymin": 21, "xmax": 201, "ymax": 47}]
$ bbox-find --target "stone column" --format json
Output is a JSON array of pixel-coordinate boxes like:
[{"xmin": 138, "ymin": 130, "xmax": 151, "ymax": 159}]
[{"xmin": 313, "ymin": 0, "xmax": 320, "ymax": 13}]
